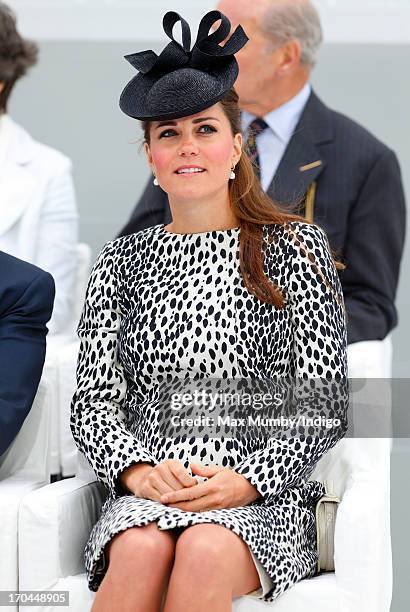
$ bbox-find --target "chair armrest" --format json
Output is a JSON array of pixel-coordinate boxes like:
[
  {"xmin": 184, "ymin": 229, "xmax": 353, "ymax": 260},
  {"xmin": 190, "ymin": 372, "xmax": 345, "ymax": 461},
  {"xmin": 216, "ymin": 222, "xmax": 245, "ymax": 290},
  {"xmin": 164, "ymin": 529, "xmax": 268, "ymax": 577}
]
[
  {"xmin": 310, "ymin": 435, "xmax": 392, "ymax": 612},
  {"xmin": 19, "ymin": 477, "xmax": 106, "ymax": 591},
  {"xmin": 0, "ymin": 479, "xmax": 49, "ymax": 592},
  {"xmin": 45, "ymin": 337, "xmax": 81, "ymax": 477},
  {"xmin": 0, "ymin": 379, "xmax": 53, "ymax": 593},
  {"xmin": 0, "ymin": 378, "xmax": 52, "ymax": 481},
  {"xmin": 334, "ymin": 448, "xmax": 392, "ymax": 612},
  {"xmin": 58, "ymin": 340, "xmax": 81, "ymax": 476}
]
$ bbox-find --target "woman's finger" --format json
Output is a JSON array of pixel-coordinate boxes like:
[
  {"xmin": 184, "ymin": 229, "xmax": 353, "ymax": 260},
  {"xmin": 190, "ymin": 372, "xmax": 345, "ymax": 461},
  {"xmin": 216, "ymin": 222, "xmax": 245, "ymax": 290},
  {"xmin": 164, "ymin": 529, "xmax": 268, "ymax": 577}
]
[
  {"xmin": 155, "ymin": 465, "xmax": 182, "ymax": 491},
  {"xmin": 158, "ymin": 461, "xmax": 197, "ymax": 491},
  {"xmin": 138, "ymin": 461, "xmax": 198, "ymax": 500},
  {"xmin": 169, "ymin": 494, "xmax": 219, "ymax": 512},
  {"xmin": 160, "ymin": 480, "xmax": 210, "ymax": 504},
  {"xmin": 147, "ymin": 471, "xmax": 177, "ymax": 496},
  {"xmin": 149, "ymin": 461, "xmax": 197, "ymax": 495},
  {"xmin": 168, "ymin": 461, "xmax": 198, "ymax": 488},
  {"xmin": 138, "ymin": 468, "xmax": 174, "ymax": 499},
  {"xmin": 139, "ymin": 478, "xmax": 163, "ymax": 502}
]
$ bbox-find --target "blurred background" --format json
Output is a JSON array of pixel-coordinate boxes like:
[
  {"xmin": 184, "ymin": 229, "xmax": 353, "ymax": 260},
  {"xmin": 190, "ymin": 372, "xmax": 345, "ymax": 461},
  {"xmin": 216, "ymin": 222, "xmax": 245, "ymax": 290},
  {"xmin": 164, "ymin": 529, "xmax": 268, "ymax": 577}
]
[{"xmin": 5, "ymin": 1, "xmax": 410, "ymax": 610}]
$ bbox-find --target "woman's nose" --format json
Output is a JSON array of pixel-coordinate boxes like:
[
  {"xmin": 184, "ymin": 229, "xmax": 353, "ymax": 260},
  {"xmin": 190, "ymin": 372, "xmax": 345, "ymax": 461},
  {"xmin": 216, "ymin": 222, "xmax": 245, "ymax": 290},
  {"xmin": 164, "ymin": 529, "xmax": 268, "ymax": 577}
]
[{"xmin": 178, "ymin": 134, "xmax": 199, "ymax": 155}]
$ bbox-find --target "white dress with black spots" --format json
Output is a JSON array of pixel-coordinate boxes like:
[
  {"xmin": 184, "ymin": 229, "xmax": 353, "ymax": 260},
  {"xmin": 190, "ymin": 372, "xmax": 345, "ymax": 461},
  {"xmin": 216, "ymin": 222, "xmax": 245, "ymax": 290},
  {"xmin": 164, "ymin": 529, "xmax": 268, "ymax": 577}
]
[{"xmin": 70, "ymin": 221, "xmax": 348, "ymax": 603}]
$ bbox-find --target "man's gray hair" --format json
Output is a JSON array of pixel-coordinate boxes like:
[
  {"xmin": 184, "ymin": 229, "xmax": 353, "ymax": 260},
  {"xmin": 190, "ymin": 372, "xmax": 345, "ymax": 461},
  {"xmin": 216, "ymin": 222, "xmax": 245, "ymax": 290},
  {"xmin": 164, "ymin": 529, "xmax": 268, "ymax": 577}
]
[{"xmin": 262, "ymin": 1, "xmax": 323, "ymax": 67}]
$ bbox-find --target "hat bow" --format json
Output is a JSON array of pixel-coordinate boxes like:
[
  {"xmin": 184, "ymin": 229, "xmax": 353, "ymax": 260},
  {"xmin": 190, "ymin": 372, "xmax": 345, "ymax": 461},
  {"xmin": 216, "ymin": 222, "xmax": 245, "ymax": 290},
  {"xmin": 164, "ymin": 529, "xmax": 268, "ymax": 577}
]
[{"xmin": 124, "ymin": 10, "xmax": 248, "ymax": 78}]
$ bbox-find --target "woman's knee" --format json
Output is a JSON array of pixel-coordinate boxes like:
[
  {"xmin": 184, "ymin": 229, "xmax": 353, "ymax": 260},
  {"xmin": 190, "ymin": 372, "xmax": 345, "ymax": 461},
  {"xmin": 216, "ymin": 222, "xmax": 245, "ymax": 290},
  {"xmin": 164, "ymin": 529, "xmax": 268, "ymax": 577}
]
[
  {"xmin": 173, "ymin": 524, "xmax": 261, "ymax": 595},
  {"xmin": 107, "ymin": 522, "xmax": 176, "ymax": 570},
  {"xmin": 174, "ymin": 525, "xmax": 232, "ymax": 580}
]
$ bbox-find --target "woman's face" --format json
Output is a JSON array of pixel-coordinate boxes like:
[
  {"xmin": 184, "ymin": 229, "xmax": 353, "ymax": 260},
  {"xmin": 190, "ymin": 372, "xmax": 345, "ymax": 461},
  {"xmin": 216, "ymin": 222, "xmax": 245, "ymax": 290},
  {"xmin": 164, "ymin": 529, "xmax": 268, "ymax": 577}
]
[{"xmin": 144, "ymin": 103, "xmax": 242, "ymax": 203}]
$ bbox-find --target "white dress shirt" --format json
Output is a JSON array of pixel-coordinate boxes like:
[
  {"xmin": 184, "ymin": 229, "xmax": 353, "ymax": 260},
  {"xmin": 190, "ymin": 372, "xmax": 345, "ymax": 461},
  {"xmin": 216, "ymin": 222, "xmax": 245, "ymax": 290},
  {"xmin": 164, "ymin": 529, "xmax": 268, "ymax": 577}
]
[{"xmin": 241, "ymin": 83, "xmax": 312, "ymax": 192}]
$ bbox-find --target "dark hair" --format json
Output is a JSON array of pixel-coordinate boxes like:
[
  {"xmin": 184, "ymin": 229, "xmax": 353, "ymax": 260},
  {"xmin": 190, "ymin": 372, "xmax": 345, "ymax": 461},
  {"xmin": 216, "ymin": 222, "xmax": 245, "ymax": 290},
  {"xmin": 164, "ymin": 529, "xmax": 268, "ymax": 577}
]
[
  {"xmin": 142, "ymin": 88, "xmax": 345, "ymax": 309},
  {"xmin": 0, "ymin": 1, "xmax": 38, "ymax": 112}
]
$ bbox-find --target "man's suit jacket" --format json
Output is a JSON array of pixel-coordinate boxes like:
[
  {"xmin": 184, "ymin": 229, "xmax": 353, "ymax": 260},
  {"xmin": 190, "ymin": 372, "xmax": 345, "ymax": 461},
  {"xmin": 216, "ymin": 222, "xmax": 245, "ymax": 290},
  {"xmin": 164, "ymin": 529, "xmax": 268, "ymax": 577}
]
[
  {"xmin": 117, "ymin": 90, "xmax": 406, "ymax": 346},
  {"xmin": 0, "ymin": 251, "xmax": 55, "ymax": 456}
]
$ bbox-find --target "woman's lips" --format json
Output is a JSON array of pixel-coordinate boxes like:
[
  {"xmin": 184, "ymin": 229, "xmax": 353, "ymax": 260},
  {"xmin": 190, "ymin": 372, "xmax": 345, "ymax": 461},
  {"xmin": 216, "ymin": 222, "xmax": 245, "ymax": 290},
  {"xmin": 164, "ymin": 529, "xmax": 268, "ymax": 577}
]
[{"xmin": 175, "ymin": 170, "xmax": 207, "ymax": 177}]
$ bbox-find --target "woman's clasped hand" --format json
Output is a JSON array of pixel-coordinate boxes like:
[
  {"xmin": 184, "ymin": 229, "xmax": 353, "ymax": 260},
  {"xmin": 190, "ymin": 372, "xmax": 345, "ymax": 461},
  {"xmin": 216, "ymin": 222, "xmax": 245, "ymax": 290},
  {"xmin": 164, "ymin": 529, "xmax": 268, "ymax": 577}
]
[{"xmin": 122, "ymin": 459, "xmax": 261, "ymax": 512}]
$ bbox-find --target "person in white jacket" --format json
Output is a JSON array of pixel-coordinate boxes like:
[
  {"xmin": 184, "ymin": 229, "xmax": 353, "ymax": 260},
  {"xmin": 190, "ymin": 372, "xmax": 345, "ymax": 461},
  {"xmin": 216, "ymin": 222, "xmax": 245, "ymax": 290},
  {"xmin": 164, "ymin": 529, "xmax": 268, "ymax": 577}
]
[{"xmin": 0, "ymin": 1, "xmax": 78, "ymax": 335}]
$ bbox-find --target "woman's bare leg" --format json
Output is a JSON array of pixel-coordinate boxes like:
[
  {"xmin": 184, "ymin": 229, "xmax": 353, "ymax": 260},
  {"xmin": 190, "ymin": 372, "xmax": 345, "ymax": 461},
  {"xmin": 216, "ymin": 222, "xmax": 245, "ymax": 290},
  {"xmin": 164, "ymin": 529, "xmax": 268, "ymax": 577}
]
[
  {"xmin": 91, "ymin": 522, "xmax": 178, "ymax": 612},
  {"xmin": 163, "ymin": 524, "xmax": 261, "ymax": 612}
]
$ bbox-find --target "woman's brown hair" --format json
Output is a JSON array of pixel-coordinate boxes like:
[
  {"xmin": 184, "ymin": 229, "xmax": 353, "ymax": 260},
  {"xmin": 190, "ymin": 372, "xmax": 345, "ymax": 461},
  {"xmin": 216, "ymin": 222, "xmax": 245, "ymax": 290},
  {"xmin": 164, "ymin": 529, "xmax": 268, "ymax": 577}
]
[
  {"xmin": 142, "ymin": 87, "xmax": 345, "ymax": 310},
  {"xmin": 0, "ymin": 2, "xmax": 38, "ymax": 112}
]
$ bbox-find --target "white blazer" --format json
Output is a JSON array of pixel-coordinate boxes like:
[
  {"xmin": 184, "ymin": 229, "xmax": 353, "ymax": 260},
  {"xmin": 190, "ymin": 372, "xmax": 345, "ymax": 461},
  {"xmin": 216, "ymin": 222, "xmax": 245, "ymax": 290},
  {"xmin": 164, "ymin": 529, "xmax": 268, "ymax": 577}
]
[{"xmin": 0, "ymin": 114, "xmax": 78, "ymax": 334}]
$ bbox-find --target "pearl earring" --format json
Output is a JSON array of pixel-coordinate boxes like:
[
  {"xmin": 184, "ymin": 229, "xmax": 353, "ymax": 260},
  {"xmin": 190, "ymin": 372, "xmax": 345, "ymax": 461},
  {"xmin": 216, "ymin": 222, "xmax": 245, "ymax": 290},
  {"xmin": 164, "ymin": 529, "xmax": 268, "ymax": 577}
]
[
  {"xmin": 153, "ymin": 175, "xmax": 159, "ymax": 186},
  {"xmin": 230, "ymin": 167, "xmax": 236, "ymax": 180}
]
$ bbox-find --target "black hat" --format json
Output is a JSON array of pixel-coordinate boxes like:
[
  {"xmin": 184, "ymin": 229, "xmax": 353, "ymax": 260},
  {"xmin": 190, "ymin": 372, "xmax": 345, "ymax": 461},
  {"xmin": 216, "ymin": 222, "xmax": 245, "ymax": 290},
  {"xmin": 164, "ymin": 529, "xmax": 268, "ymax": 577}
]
[{"xmin": 119, "ymin": 10, "xmax": 248, "ymax": 121}]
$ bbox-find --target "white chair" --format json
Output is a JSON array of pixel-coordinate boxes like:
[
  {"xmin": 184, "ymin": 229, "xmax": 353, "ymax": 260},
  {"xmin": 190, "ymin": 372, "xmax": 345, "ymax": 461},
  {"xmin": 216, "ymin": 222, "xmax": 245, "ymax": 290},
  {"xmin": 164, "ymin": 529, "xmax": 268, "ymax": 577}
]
[
  {"xmin": 18, "ymin": 334, "xmax": 393, "ymax": 612},
  {"xmin": 19, "ymin": 383, "xmax": 392, "ymax": 611},
  {"xmin": 0, "ymin": 378, "xmax": 52, "ymax": 611},
  {"xmin": 45, "ymin": 243, "xmax": 92, "ymax": 477},
  {"xmin": 18, "ymin": 436, "xmax": 391, "ymax": 612}
]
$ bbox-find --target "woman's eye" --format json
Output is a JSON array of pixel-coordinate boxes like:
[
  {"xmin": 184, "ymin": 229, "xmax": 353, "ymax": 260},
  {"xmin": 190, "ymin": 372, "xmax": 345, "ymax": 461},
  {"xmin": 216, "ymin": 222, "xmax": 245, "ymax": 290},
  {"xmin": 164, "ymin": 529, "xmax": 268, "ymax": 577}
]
[
  {"xmin": 199, "ymin": 124, "xmax": 217, "ymax": 134},
  {"xmin": 159, "ymin": 129, "xmax": 176, "ymax": 138},
  {"xmin": 158, "ymin": 125, "xmax": 217, "ymax": 138}
]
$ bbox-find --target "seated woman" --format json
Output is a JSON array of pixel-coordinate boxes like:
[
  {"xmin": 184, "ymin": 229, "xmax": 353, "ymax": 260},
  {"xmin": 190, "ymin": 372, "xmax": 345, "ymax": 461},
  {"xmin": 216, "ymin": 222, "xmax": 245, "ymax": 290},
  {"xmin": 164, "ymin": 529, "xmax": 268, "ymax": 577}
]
[
  {"xmin": 71, "ymin": 10, "xmax": 348, "ymax": 611},
  {"xmin": 0, "ymin": 2, "xmax": 78, "ymax": 334}
]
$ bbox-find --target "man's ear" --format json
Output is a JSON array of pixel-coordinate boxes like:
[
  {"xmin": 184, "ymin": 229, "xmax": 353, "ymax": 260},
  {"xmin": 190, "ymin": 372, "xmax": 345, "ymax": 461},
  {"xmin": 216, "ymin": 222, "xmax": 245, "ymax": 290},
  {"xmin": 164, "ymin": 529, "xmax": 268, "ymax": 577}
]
[{"xmin": 276, "ymin": 40, "xmax": 302, "ymax": 75}]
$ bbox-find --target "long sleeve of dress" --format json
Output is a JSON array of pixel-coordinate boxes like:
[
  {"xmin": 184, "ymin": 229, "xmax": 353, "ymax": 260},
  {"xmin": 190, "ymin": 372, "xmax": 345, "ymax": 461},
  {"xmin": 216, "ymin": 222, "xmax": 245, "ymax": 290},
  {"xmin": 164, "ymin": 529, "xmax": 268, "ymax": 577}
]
[
  {"xmin": 233, "ymin": 223, "xmax": 349, "ymax": 502},
  {"xmin": 70, "ymin": 241, "xmax": 157, "ymax": 497}
]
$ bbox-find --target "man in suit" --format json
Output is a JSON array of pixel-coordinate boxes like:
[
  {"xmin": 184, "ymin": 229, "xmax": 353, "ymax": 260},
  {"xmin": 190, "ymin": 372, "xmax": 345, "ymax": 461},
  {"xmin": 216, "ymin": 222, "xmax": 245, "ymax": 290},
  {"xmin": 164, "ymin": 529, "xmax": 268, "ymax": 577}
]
[
  {"xmin": 118, "ymin": 0, "xmax": 406, "ymax": 351},
  {"xmin": 0, "ymin": 251, "xmax": 55, "ymax": 456}
]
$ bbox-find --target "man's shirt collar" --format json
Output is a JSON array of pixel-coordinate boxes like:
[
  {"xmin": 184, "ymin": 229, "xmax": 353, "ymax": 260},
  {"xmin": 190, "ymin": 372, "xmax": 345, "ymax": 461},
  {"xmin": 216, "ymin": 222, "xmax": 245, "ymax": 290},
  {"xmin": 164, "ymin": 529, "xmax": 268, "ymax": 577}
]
[{"xmin": 242, "ymin": 83, "xmax": 312, "ymax": 144}]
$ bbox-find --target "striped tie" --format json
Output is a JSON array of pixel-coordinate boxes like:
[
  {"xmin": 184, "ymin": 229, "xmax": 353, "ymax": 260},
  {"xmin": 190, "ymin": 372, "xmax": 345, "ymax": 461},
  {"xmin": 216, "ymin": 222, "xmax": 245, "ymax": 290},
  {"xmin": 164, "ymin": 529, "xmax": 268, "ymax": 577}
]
[{"xmin": 244, "ymin": 118, "xmax": 268, "ymax": 182}]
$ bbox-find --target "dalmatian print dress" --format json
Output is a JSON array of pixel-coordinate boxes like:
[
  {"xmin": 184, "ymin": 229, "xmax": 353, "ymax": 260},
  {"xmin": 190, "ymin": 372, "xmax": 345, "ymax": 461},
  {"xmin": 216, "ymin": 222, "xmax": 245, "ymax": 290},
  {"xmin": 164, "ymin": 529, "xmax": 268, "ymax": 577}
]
[{"xmin": 70, "ymin": 220, "xmax": 348, "ymax": 603}]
